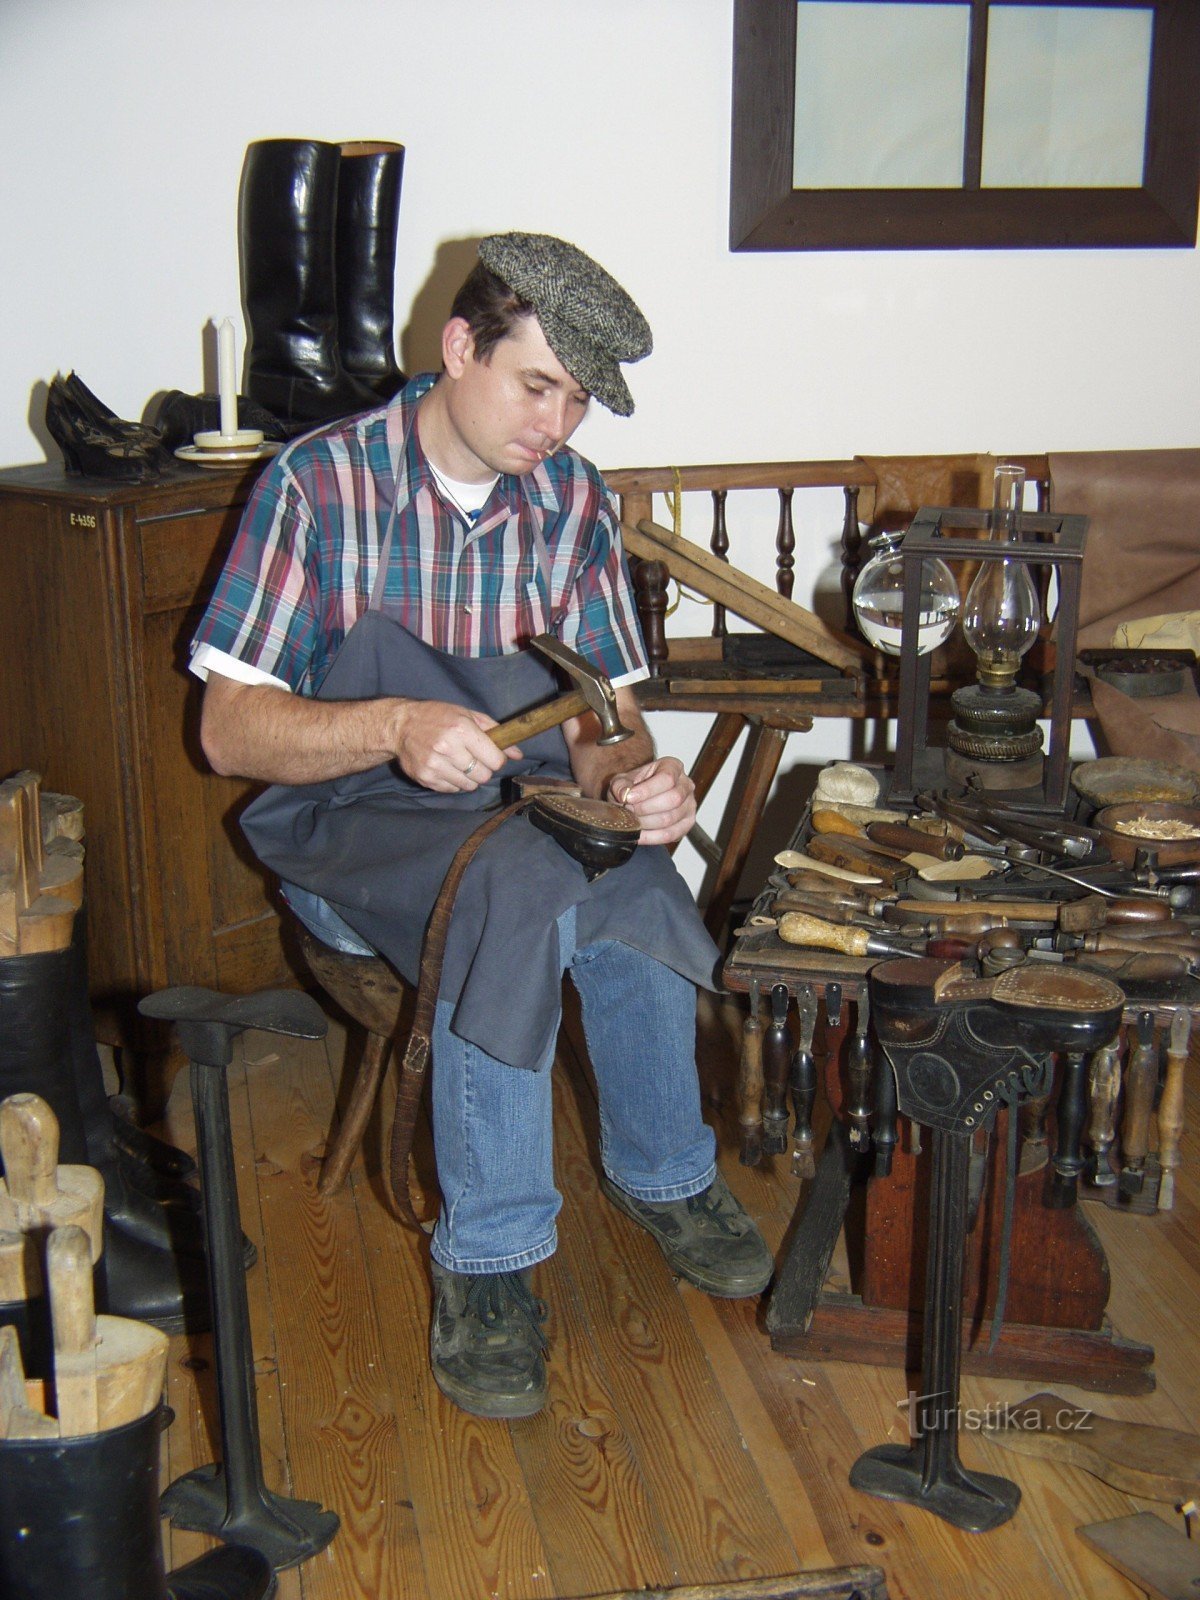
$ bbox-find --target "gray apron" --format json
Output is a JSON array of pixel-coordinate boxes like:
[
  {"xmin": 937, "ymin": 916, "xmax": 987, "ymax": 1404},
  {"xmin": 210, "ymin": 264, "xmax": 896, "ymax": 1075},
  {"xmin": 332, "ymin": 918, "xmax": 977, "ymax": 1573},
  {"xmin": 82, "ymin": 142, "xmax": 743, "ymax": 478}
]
[{"xmin": 241, "ymin": 455, "xmax": 719, "ymax": 1071}]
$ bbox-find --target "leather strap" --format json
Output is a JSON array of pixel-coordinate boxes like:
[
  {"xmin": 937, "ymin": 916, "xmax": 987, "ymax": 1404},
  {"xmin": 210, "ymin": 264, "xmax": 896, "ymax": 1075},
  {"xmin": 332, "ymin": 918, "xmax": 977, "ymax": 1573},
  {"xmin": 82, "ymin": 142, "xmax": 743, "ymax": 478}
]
[{"xmin": 388, "ymin": 801, "xmax": 530, "ymax": 1228}]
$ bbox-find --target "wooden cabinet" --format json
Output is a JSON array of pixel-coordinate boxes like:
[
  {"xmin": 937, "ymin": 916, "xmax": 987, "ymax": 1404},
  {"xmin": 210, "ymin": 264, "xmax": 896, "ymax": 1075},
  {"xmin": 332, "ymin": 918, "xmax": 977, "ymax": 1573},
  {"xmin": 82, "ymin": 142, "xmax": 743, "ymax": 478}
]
[{"xmin": 0, "ymin": 460, "xmax": 295, "ymax": 1062}]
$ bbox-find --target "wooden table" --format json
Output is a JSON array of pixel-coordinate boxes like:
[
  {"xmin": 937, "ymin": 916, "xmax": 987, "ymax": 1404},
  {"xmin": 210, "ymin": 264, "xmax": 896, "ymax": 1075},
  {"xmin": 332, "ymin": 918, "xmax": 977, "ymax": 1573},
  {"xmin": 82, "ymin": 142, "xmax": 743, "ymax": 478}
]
[{"xmin": 722, "ymin": 788, "xmax": 1200, "ymax": 1395}]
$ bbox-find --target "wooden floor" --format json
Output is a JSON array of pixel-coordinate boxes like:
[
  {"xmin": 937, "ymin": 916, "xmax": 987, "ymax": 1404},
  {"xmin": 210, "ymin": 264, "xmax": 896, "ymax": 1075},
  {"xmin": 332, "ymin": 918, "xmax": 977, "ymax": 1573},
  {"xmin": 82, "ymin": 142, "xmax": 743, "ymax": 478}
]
[{"xmin": 153, "ymin": 988, "xmax": 1200, "ymax": 1600}]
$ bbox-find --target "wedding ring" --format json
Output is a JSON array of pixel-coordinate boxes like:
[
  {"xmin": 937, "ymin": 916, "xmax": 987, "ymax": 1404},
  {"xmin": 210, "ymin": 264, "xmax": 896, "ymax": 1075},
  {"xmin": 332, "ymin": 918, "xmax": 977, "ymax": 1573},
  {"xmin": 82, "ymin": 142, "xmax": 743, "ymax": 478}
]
[{"xmin": 463, "ymin": 757, "xmax": 478, "ymax": 778}]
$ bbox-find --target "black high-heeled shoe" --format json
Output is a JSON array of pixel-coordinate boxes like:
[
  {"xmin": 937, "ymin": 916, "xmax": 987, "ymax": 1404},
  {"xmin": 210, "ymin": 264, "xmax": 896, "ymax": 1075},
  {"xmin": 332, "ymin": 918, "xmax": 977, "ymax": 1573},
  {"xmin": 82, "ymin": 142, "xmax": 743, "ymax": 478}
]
[
  {"xmin": 63, "ymin": 371, "xmax": 171, "ymax": 463},
  {"xmin": 45, "ymin": 376, "xmax": 157, "ymax": 482}
]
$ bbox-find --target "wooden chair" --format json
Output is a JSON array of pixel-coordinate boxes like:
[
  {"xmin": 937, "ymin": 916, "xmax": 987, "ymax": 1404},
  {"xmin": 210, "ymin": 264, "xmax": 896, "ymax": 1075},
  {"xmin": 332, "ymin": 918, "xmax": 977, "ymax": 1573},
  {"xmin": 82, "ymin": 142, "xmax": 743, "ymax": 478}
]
[{"xmin": 292, "ymin": 921, "xmax": 410, "ymax": 1196}]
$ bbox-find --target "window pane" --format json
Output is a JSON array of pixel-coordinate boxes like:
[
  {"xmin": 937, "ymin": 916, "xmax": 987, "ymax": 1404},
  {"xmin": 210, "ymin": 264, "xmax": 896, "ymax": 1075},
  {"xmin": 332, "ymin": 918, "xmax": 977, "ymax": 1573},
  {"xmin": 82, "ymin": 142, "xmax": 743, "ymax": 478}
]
[
  {"xmin": 793, "ymin": 1, "xmax": 971, "ymax": 189},
  {"xmin": 982, "ymin": 5, "xmax": 1153, "ymax": 188}
]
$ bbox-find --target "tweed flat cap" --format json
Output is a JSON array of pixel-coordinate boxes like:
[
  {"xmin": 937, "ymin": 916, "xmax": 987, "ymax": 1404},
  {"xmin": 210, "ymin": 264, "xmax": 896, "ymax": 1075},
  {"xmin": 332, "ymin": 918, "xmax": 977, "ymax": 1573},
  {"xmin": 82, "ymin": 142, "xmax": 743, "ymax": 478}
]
[{"xmin": 478, "ymin": 232, "xmax": 652, "ymax": 416}]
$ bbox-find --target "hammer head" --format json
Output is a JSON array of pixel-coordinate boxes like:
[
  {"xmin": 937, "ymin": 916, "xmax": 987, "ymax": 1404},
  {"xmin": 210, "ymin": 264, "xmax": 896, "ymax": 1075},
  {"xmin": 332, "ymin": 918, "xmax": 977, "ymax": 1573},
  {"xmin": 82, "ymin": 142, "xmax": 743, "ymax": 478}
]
[{"xmin": 530, "ymin": 634, "xmax": 632, "ymax": 745}]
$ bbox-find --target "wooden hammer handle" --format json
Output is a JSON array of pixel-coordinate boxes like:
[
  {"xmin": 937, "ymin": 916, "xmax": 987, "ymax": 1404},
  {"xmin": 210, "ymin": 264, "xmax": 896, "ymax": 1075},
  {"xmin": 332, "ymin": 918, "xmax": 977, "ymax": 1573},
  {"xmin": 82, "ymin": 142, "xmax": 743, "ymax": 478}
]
[{"xmin": 489, "ymin": 690, "xmax": 588, "ymax": 749}]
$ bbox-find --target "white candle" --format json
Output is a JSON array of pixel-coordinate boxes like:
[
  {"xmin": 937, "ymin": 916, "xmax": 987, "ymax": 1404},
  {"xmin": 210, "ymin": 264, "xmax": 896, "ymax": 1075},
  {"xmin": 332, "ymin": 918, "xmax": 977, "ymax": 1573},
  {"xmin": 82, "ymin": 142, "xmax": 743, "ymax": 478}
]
[{"xmin": 217, "ymin": 317, "xmax": 237, "ymax": 438}]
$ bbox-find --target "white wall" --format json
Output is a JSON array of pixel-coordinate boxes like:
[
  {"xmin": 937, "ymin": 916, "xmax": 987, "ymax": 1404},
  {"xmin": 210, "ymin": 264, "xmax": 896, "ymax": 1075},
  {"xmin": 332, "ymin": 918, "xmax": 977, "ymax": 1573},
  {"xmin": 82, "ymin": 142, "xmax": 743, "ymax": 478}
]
[{"xmin": 3, "ymin": 0, "xmax": 1197, "ymax": 891}]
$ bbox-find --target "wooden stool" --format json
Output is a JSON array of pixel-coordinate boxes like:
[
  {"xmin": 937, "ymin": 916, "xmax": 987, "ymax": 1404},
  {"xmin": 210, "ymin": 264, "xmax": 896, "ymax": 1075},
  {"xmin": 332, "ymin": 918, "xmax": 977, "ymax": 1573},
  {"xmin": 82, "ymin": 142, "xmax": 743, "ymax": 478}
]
[{"xmin": 293, "ymin": 923, "xmax": 409, "ymax": 1195}]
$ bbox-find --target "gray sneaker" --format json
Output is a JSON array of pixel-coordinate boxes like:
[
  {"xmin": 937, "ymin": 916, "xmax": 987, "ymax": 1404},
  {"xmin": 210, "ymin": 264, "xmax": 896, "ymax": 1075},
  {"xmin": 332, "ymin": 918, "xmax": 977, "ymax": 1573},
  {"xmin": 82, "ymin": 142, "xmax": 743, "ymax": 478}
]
[
  {"xmin": 429, "ymin": 1264, "xmax": 549, "ymax": 1418},
  {"xmin": 601, "ymin": 1171, "xmax": 774, "ymax": 1297}
]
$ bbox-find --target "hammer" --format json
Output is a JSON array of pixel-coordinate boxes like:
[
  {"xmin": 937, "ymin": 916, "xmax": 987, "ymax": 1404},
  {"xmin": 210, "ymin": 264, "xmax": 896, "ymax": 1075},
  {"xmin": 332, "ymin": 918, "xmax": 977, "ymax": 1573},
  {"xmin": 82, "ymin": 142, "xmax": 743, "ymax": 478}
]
[{"xmin": 488, "ymin": 635, "xmax": 633, "ymax": 749}]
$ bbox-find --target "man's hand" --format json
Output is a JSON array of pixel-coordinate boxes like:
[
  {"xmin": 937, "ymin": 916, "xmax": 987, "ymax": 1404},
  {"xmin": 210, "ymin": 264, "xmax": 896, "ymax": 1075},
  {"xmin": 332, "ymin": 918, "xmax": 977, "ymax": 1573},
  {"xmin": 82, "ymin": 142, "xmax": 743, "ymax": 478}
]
[
  {"xmin": 199, "ymin": 673, "xmax": 519, "ymax": 791},
  {"xmin": 393, "ymin": 699, "xmax": 516, "ymax": 792},
  {"xmin": 606, "ymin": 756, "xmax": 696, "ymax": 847}
]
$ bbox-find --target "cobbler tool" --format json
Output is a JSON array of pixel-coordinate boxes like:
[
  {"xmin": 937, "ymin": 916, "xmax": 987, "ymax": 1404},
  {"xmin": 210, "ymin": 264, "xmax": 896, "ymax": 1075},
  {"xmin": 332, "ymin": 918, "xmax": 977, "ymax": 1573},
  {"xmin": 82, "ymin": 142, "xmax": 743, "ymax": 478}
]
[
  {"xmin": 850, "ymin": 959, "xmax": 1124, "ymax": 1532},
  {"xmin": 778, "ymin": 910, "xmax": 922, "ymax": 960},
  {"xmin": 790, "ymin": 986, "xmax": 819, "ymax": 1180},
  {"xmin": 1085, "ymin": 1042, "xmax": 1122, "ymax": 1188},
  {"xmin": 1118, "ymin": 1012, "xmax": 1157, "ymax": 1202},
  {"xmin": 137, "ymin": 986, "xmax": 338, "ymax": 1569},
  {"xmin": 0, "ymin": 1324, "xmax": 55, "ymax": 1439},
  {"xmin": 738, "ymin": 977, "xmax": 764, "ymax": 1167},
  {"xmin": 1079, "ymin": 1512, "xmax": 1200, "ymax": 1600},
  {"xmin": 45, "ymin": 1225, "xmax": 168, "ymax": 1436},
  {"xmin": 985, "ymin": 1393, "xmax": 1200, "ymax": 1503},
  {"xmin": 805, "ymin": 837, "xmax": 912, "ymax": 890},
  {"xmin": 1048, "ymin": 1049, "xmax": 1090, "ymax": 1208},
  {"xmin": 1157, "ymin": 1008, "xmax": 1191, "ymax": 1210},
  {"xmin": 487, "ymin": 634, "xmax": 632, "ymax": 748},
  {"xmin": 866, "ymin": 822, "xmax": 964, "ymax": 862},
  {"xmin": 761, "ymin": 984, "xmax": 792, "ymax": 1156},
  {"xmin": 46, "ymin": 1226, "xmax": 98, "ymax": 1437},
  {"xmin": 845, "ymin": 991, "xmax": 872, "ymax": 1153},
  {"xmin": 0, "ymin": 1095, "xmax": 103, "ymax": 1261}
]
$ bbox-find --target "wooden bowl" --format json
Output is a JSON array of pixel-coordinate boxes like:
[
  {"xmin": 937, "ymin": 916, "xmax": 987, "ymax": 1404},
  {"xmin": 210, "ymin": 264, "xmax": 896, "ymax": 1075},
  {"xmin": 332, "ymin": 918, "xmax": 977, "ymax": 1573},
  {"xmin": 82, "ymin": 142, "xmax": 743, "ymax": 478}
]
[{"xmin": 1093, "ymin": 802, "xmax": 1200, "ymax": 866}]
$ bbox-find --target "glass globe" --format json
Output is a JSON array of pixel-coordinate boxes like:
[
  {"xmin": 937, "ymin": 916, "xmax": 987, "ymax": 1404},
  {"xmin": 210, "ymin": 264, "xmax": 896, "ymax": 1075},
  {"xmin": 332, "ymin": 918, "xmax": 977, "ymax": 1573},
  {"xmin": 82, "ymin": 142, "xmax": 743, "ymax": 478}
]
[{"xmin": 851, "ymin": 531, "xmax": 961, "ymax": 657}]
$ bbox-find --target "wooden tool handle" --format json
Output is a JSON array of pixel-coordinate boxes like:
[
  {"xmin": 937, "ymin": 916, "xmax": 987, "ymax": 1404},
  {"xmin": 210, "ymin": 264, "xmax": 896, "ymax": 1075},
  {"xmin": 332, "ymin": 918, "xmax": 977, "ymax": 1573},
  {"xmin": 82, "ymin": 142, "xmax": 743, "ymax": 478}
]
[
  {"xmin": 1086, "ymin": 1043, "xmax": 1122, "ymax": 1185},
  {"xmin": 1157, "ymin": 1008, "xmax": 1191, "ymax": 1209},
  {"xmin": 782, "ymin": 870, "xmax": 880, "ymax": 910},
  {"xmin": 773, "ymin": 891, "xmax": 862, "ymax": 923},
  {"xmin": 1103, "ymin": 898, "xmax": 1172, "ymax": 925},
  {"xmin": 1121, "ymin": 1015, "xmax": 1157, "ymax": 1173},
  {"xmin": 778, "ymin": 911, "xmax": 869, "ymax": 957},
  {"xmin": 0, "ymin": 1093, "xmax": 59, "ymax": 1209},
  {"xmin": 806, "ymin": 836, "xmax": 908, "ymax": 889},
  {"xmin": 894, "ymin": 898, "xmax": 1058, "ymax": 924},
  {"xmin": 737, "ymin": 981, "xmax": 764, "ymax": 1167},
  {"xmin": 489, "ymin": 690, "xmax": 587, "ymax": 749},
  {"xmin": 47, "ymin": 1225, "xmax": 98, "ymax": 1436},
  {"xmin": 0, "ymin": 1323, "xmax": 57, "ymax": 1441},
  {"xmin": 867, "ymin": 822, "xmax": 963, "ymax": 861}
]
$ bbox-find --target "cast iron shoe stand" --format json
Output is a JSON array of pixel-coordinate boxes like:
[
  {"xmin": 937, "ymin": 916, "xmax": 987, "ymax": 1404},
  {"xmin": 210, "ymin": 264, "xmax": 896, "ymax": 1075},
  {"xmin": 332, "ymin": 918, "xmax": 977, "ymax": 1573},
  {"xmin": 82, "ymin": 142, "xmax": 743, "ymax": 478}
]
[
  {"xmin": 848, "ymin": 957, "xmax": 1124, "ymax": 1533},
  {"xmin": 138, "ymin": 986, "xmax": 340, "ymax": 1569}
]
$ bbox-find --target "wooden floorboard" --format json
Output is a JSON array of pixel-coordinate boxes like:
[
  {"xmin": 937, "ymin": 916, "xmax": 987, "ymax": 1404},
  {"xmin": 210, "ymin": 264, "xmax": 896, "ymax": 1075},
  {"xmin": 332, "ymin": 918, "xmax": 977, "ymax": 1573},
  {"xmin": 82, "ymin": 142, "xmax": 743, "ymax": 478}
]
[{"xmin": 148, "ymin": 991, "xmax": 1200, "ymax": 1600}]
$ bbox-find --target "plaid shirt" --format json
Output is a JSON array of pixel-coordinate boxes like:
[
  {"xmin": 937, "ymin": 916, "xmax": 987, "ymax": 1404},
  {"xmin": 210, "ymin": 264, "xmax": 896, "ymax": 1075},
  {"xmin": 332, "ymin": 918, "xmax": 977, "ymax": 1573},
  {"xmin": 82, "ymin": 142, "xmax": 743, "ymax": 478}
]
[{"xmin": 190, "ymin": 372, "xmax": 648, "ymax": 695}]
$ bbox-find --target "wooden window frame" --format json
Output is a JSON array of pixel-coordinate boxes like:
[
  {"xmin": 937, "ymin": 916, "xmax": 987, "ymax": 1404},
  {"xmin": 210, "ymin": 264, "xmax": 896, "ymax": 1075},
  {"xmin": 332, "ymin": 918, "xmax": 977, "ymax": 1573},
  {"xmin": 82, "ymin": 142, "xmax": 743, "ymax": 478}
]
[{"xmin": 731, "ymin": 0, "xmax": 1200, "ymax": 250}]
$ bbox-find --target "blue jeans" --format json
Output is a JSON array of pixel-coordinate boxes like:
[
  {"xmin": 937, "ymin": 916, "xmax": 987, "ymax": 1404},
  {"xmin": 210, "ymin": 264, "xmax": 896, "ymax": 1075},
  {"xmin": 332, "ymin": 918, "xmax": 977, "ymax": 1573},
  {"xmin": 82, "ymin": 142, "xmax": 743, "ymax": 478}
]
[{"xmin": 429, "ymin": 909, "xmax": 717, "ymax": 1275}]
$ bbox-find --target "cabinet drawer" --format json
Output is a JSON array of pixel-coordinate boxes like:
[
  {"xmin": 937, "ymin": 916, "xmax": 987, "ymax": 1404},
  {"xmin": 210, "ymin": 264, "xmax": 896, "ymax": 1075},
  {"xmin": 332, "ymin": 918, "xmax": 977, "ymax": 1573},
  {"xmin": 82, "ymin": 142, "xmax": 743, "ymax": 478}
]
[{"xmin": 138, "ymin": 505, "xmax": 245, "ymax": 614}]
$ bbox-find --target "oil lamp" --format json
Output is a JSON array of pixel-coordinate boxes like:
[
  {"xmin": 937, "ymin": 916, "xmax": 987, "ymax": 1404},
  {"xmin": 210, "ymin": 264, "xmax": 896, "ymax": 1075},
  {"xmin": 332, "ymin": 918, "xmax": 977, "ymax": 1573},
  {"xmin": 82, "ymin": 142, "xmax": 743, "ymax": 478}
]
[{"xmin": 945, "ymin": 464, "xmax": 1045, "ymax": 789}]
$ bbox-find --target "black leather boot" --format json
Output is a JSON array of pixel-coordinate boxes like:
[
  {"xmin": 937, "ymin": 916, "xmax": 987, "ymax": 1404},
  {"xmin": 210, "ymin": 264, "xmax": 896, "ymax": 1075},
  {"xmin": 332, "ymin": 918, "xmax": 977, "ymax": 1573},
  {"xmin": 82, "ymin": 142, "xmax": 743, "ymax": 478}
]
[
  {"xmin": 238, "ymin": 138, "xmax": 381, "ymax": 434},
  {"xmin": 0, "ymin": 936, "xmax": 209, "ymax": 1334},
  {"xmin": 63, "ymin": 909, "xmax": 254, "ymax": 1262},
  {"xmin": 334, "ymin": 140, "xmax": 406, "ymax": 402},
  {"xmin": 0, "ymin": 1407, "xmax": 276, "ymax": 1600}
]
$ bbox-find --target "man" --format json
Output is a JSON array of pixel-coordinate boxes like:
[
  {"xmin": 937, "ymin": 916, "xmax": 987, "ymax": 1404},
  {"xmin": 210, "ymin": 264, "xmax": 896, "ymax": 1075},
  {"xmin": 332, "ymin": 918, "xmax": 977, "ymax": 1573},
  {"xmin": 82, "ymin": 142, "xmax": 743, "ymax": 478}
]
[{"xmin": 191, "ymin": 233, "xmax": 772, "ymax": 1418}]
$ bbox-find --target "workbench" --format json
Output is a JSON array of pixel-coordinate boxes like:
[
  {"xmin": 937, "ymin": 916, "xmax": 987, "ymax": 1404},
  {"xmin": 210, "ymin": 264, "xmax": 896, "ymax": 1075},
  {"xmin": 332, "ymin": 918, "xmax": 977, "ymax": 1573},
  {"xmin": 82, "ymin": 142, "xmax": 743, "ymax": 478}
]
[{"xmin": 724, "ymin": 779, "xmax": 1200, "ymax": 1396}]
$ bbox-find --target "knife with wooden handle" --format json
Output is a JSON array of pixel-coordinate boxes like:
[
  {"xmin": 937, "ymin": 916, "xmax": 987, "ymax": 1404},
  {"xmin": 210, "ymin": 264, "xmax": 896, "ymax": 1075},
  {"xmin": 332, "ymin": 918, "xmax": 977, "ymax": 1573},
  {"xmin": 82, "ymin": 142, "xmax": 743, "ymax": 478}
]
[{"xmin": 47, "ymin": 1225, "xmax": 99, "ymax": 1436}]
